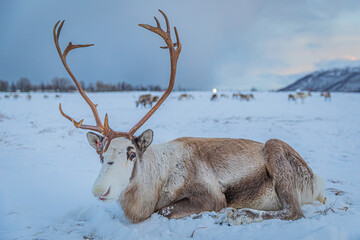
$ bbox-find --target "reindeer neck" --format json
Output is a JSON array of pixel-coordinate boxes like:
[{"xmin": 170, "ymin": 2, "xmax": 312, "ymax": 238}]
[
  {"xmin": 137, "ymin": 142, "xmax": 180, "ymax": 186},
  {"xmin": 120, "ymin": 141, "xmax": 182, "ymax": 222}
]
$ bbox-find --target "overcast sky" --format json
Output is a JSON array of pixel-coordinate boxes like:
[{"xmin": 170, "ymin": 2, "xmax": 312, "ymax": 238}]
[{"xmin": 1, "ymin": 0, "xmax": 360, "ymax": 91}]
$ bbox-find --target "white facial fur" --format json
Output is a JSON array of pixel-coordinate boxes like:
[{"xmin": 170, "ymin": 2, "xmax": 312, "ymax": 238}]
[{"xmin": 92, "ymin": 137, "xmax": 137, "ymax": 202}]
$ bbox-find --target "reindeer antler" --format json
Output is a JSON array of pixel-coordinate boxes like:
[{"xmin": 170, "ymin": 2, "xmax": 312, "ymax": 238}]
[
  {"xmin": 53, "ymin": 20, "xmax": 131, "ymax": 153},
  {"xmin": 131, "ymin": 9, "xmax": 181, "ymax": 136},
  {"xmin": 53, "ymin": 10, "xmax": 181, "ymax": 153}
]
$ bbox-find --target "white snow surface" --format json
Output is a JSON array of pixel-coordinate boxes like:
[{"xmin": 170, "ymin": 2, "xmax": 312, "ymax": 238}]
[{"xmin": 0, "ymin": 91, "xmax": 359, "ymax": 240}]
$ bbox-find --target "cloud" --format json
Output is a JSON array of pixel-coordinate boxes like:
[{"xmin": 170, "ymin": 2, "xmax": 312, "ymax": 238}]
[
  {"xmin": 315, "ymin": 57, "xmax": 360, "ymax": 70},
  {"xmin": 1, "ymin": 0, "xmax": 360, "ymax": 90}
]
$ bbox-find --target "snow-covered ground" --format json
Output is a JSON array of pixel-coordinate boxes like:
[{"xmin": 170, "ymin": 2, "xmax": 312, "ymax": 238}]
[{"xmin": 0, "ymin": 91, "xmax": 359, "ymax": 240}]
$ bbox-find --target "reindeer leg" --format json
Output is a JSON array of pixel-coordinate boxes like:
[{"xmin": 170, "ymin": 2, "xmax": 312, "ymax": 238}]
[
  {"xmin": 220, "ymin": 205, "xmax": 303, "ymax": 225},
  {"xmin": 222, "ymin": 139, "xmax": 307, "ymax": 225},
  {"xmin": 158, "ymin": 198, "xmax": 202, "ymax": 219},
  {"xmin": 158, "ymin": 193, "xmax": 226, "ymax": 220}
]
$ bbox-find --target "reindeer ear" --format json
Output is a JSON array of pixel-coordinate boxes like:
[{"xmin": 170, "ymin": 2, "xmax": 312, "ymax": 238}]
[
  {"xmin": 86, "ymin": 132, "xmax": 104, "ymax": 150},
  {"xmin": 135, "ymin": 129, "xmax": 153, "ymax": 152}
]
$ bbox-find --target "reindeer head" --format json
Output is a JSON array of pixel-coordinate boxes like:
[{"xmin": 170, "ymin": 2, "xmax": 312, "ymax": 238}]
[
  {"xmin": 87, "ymin": 130, "xmax": 153, "ymax": 201},
  {"xmin": 53, "ymin": 10, "xmax": 181, "ymax": 202}
]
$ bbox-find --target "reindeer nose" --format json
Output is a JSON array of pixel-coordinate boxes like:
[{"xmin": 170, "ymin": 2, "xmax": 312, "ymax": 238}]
[{"xmin": 93, "ymin": 187, "xmax": 111, "ymax": 200}]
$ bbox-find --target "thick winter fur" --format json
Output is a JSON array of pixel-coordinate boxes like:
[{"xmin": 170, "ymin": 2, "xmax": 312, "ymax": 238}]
[{"xmin": 89, "ymin": 132, "xmax": 324, "ymax": 224}]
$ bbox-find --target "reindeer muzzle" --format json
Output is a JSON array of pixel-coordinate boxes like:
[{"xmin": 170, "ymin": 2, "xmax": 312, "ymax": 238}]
[{"xmin": 94, "ymin": 187, "xmax": 111, "ymax": 201}]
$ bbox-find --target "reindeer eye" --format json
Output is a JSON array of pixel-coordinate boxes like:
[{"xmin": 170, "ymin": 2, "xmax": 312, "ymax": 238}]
[
  {"xmin": 107, "ymin": 161, "xmax": 114, "ymax": 165},
  {"xmin": 129, "ymin": 152, "xmax": 136, "ymax": 161},
  {"xmin": 127, "ymin": 146, "xmax": 136, "ymax": 161}
]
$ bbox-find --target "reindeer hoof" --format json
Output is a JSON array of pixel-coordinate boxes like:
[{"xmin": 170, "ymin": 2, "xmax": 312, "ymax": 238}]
[
  {"xmin": 216, "ymin": 208, "xmax": 246, "ymax": 225},
  {"xmin": 218, "ymin": 208, "xmax": 263, "ymax": 225},
  {"xmin": 224, "ymin": 210, "xmax": 247, "ymax": 225}
]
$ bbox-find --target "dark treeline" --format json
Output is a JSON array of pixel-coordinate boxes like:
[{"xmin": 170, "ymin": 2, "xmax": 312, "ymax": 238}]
[{"xmin": 0, "ymin": 77, "xmax": 164, "ymax": 92}]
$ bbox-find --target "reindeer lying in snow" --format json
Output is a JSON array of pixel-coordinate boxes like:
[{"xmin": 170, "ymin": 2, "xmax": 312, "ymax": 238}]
[{"xmin": 54, "ymin": 11, "xmax": 324, "ymax": 225}]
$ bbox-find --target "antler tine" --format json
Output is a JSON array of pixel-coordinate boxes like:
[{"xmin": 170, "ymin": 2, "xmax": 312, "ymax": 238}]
[
  {"xmin": 63, "ymin": 42, "xmax": 95, "ymax": 58},
  {"xmin": 59, "ymin": 103, "xmax": 84, "ymax": 128},
  {"xmin": 55, "ymin": 20, "xmax": 64, "ymax": 42},
  {"xmin": 59, "ymin": 103, "xmax": 105, "ymax": 132},
  {"xmin": 138, "ymin": 9, "xmax": 181, "ymax": 55},
  {"xmin": 53, "ymin": 21, "xmax": 104, "ymax": 133},
  {"xmin": 154, "ymin": 16, "xmax": 161, "ymax": 28},
  {"xmin": 128, "ymin": 10, "xmax": 181, "ymax": 137},
  {"xmin": 174, "ymin": 27, "xmax": 181, "ymax": 51},
  {"xmin": 158, "ymin": 9, "xmax": 170, "ymax": 33},
  {"xmin": 159, "ymin": 26, "xmax": 181, "ymax": 50}
]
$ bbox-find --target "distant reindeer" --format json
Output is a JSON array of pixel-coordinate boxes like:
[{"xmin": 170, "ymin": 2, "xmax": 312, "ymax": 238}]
[
  {"xmin": 239, "ymin": 94, "xmax": 254, "ymax": 101},
  {"xmin": 136, "ymin": 94, "xmax": 151, "ymax": 107},
  {"xmin": 152, "ymin": 95, "xmax": 159, "ymax": 103},
  {"xmin": 54, "ymin": 10, "xmax": 324, "ymax": 225},
  {"xmin": 55, "ymin": 94, "xmax": 61, "ymax": 98},
  {"xmin": 288, "ymin": 92, "xmax": 311, "ymax": 103},
  {"xmin": 44, "ymin": 95, "xmax": 49, "ymax": 99},
  {"xmin": 210, "ymin": 94, "xmax": 218, "ymax": 101},
  {"xmin": 321, "ymin": 92, "xmax": 331, "ymax": 101},
  {"xmin": 13, "ymin": 94, "xmax": 19, "ymax": 99},
  {"xmin": 295, "ymin": 92, "xmax": 311, "ymax": 103},
  {"xmin": 232, "ymin": 93, "xmax": 240, "ymax": 99},
  {"xmin": 27, "ymin": 94, "xmax": 32, "ymax": 100},
  {"xmin": 178, "ymin": 93, "xmax": 194, "ymax": 100},
  {"xmin": 4, "ymin": 95, "xmax": 10, "ymax": 99},
  {"xmin": 240, "ymin": 94, "xmax": 249, "ymax": 101},
  {"xmin": 220, "ymin": 94, "xmax": 229, "ymax": 98},
  {"xmin": 288, "ymin": 94, "xmax": 296, "ymax": 102},
  {"xmin": 136, "ymin": 94, "xmax": 158, "ymax": 108}
]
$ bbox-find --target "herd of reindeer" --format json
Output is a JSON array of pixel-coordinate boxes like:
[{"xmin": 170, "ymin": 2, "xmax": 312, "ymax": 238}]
[
  {"xmin": 135, "ymin": 91, "xmax": 331, "ymax": 107},
  {"xmin": 288, "ymin": 91, "xmax": 331, "ymax": 103},
  {"xmin": 135, "ymin": 92, "xmax": 256, "ymax": 107},
  {"xmin": 0, "ymin": 91, "xmax": 331, "ymax": 106},
  {"xmin": 0, "ymin": 93, "xmax": 61, "ymax": 100}
]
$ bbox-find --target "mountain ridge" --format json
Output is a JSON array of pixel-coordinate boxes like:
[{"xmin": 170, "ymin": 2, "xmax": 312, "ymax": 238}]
[{"xmin": 279, "ymin": 66, "xmax": 360, "ymax": 92}]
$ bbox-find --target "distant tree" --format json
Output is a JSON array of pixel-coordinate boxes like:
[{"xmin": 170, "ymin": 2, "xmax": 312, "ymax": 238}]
[
  {"xmin": 95, "ymin": 80, "xmax": 122, "ymax": 92},
  {"xmin": 88, "ymin": 83, "xmax": 95, "ymax": 92},
  {"xmin": 80, "ymin": 80, "xmax": 86, "ymax": 91},
  {"xmin": 176, "ymin": 84, "xmax": 188, "ymax": 91},
  {"xmin": 52, "ymin": 77, "xmax": 71, "ymax": 92},
  {"xmin": 116, "ymin": 82, "xmax": 122, "ymax": 91},
  {"xmin": 136, "ymin": 84, "xmax": 147, "ymax": 91},
  {"xmin": 0, "ymin": 80, "xmax": 9, "ymax": 92},
  {"xmin": 39, "ymin": 82, "xmax": 46, "ymax": 91},
  {"xmin": 120, "ymin": 82, "xmax": 126, "ymax": 91},
  {"xmin": 96, "ymin": 80, "xmax": 106, "ymax": 91},
  {"xmin": 10, "ymin": 82, "xmax": 16, "ymax": 92},
  {"xmin": 122, "ymin": 82, "xmax": 133, "ymax": 91},
  {"xmin": 68, "ymin": 85, "xmax": 76, "ymax": 91},
  {"xmin": 16, "ymin": 78, "xmax": 32, "ymax": 92},
  {"xmin": 148, "ymin": 85, "xmax": 162, "ymax": 91},
  {"xmin": 110, "ymin": 84, "xmax": 116, "ymax": 91}
]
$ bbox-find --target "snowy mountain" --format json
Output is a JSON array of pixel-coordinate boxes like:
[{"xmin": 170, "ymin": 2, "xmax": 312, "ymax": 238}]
[{"xmin": 279, "ymin": 66, "xmax": 360, "ymax": 92}]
